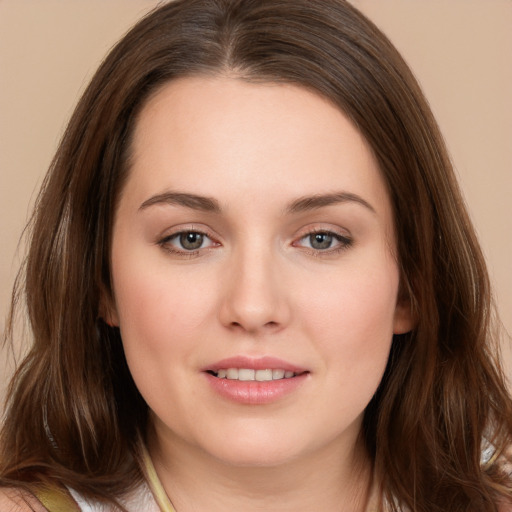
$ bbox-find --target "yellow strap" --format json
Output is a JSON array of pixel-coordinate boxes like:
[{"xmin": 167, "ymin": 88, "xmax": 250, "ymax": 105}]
[
  {"xmin": 31, "ymin": 484, "xmax": 81, "ymax": 512},
  {"xmin": 27, "ymin": 442, "xmax": 175, "ymax": 512},
  {"xmin": 140, "ymin": 443, "xmax": 177, "ymax": 512}
]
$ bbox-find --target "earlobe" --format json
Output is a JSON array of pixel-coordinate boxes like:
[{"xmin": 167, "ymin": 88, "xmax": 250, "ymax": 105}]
[
  {"xmin": 393, "ymin": 298, "xmax": 416, "ymax": 335},
  {"xmin": 102, "ymin": 312, "xmax": 119, "ymax": 328},
  {"xmin": 99, "ymin": 286, "xmax": 119, "ymax": 327}
]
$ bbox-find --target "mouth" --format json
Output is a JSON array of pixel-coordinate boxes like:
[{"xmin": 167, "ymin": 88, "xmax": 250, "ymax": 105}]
[
  {"xmin": 207, "ymin": 368, "xmax": 306, "ymax": 381},
  {"xmin": 203, "ymin": 357, "xmax": 309, "ymax": 404}
]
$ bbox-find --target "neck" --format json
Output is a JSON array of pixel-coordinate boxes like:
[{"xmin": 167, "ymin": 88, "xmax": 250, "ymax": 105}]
[{"xmin": 147, "ymin": 422, "xmax": 373, "ymax": 512}]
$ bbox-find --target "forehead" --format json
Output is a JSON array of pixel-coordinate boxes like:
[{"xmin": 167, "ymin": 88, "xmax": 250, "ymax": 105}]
[{"xmin": 124, "ymin": 75, "xmax": 391, "ymax": 220}]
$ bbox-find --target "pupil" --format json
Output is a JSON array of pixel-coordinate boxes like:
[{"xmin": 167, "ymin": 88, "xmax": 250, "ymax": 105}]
[
  {"xmin": 180, "ymin": 232, "xmax": 203, "ymax": 250},
  {"xmin": 310, "ymin": 233, "xmax": 332, "ymax": 250}
]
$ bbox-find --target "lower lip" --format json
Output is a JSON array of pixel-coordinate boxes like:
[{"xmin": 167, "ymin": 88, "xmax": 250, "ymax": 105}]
[{"xmin": 204, "ymin": 372, "xmax": 308, "ymax": 405}]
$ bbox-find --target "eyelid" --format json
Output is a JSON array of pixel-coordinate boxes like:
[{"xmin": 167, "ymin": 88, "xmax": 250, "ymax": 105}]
[
  {"xmin": 292, "ymin": 223, "xmax": 352, "ymax": 241},
  {"xmin": 291, "ymin": 225, "xmax": 353, "ymax": 254},
  {"xmin": 156, "ymin": 225, "xmax": 221, "ymax": 255}
]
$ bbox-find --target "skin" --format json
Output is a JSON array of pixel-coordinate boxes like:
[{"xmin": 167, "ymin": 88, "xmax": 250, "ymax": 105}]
[
  {"xmin": 106, "ymin": 76, "xmax": 413, "ymax": 511},
  {"xmin": 0, "ymin": 488, "xmax": 47, "ymax": 512}
]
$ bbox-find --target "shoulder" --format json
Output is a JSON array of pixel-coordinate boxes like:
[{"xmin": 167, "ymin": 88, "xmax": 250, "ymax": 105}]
[{"xmin": 0, "ymin": 487, "xmax": 48, "ymax": 512}]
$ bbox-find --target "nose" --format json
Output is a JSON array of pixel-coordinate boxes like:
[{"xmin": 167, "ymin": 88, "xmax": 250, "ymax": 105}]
[{"xmin": 218, "ymin": 245, "xmax": 291, "ymax": 334}]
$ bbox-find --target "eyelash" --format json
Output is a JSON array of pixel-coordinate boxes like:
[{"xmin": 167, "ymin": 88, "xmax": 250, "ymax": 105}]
[
  {"xmin": 157, "ymin": 228, "xmax": 218, "ymax": 257},
  {"xmin": 293, "ymin": 229, "xmax": 353, "ymax": 256},
  {"xmin": 157, "ymin": 228, "xmax": 353, "ymax": 257}
]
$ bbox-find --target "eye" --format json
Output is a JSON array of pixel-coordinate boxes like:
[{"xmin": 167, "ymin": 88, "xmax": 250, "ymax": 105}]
[
  {"xmin": 158, "ymin": 229, "xmax": 217, "ymax": 253},
  {"xmin": 295, "ymin": 230, "xmax": 352, "ymax": 252},
  {"xmin": 176, "ymin": 231, "xmax": 207, "ymax": 250},
  {"xmin": 308, "ymin": 232, "xmax": 335, "ymax": 250}
]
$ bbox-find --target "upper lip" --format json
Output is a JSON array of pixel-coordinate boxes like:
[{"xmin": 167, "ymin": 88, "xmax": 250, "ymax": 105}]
[{"xmin": 203, "ymin": 356, "xmax": 309, "ymax": 374}]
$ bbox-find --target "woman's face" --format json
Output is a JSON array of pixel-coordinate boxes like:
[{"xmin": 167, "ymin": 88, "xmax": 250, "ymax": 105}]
[{"xmin": 108, "ymin": 76, "xmax": 412, "ymax": 467}]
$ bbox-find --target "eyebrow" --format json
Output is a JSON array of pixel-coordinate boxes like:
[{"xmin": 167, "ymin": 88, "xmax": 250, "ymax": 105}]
[
  {"xmin": 139, "ymin": 192, "xmax": 221, "ymax": 213},
  {"xmin": 286, "ymin": 192, "xmax": 376, "ymax": 214},
  {"xmin": 139, "ymin": 190, "xmax": 375, "ymax": 215}
]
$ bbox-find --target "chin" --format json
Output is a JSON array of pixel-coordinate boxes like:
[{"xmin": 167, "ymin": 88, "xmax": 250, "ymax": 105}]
[
  {"xmin": 202, "ymin": 424, "xmax": 329, "ymax": 470},
  {"xmin": 211, "ymin": 444, "xmax": 302, "ymax": 469}
]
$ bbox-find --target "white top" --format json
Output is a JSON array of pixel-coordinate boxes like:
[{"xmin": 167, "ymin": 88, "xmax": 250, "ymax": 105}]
[{"xmin": 68, "ymin": 481, "xmax": 161, "ymax": 512}]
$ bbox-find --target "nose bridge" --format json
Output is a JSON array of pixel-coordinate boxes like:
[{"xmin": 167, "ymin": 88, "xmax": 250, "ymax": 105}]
[{"xmin": 219, "ymin": 237, "xmax": 289, "ymax": 333}]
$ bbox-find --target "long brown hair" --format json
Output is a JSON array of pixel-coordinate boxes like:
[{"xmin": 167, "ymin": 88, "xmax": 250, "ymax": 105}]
[{"xmin": 2, "ymin": 1, "xmax": 511, "ymax": 510}]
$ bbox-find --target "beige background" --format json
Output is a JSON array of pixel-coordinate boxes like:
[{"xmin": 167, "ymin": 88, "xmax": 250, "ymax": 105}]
[{"xmin": 1, "ymin": 0, "xmax": 511, "ymax": 404}]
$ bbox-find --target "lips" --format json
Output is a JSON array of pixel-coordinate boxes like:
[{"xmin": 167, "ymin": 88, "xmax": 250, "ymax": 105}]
[
  {"xmin": 203, "ymin": 356, "xmax": 309, "ymax": 404},
  {"xmin": 204, "ymin": 355, "xmax": 307, "ymax": 374}
]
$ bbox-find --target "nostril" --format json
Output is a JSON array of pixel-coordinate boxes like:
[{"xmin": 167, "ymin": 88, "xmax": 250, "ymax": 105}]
[{"xmin": 228, "ymin": 320, "xmax": 280, "ymax": 333}]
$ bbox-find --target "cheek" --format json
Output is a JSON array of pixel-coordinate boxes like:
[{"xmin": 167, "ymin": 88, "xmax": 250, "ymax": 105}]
[
  {"xmin": 111, "ymin": 252, "xmax": 217, "ymax": 359},
  {"xmin": 298, "ymin": 258, "xmax": 399, "ymax": 370},
  {"xmin": 111, "ymin": 260, "xmax": 219, "ymax": 415}
]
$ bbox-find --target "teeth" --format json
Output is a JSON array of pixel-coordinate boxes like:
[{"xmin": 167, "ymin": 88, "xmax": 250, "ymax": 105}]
[
  {"xmin": 214, "ymin": 368, "xmax": 298, "ymax": 381},
  {"xmin": 238, "ymin": 369, "xmax": 255, "ymax": 381},
  {"xmin": 255, "ymin": 369, "xmax": 273, "ymax": 381},
  {"xmin": 272, "ymin": 369, "xmax": 285, "ymax": 379},
  {"xmin": 226, "ymin": 368, "xmax": 239, "ymax": 380}
]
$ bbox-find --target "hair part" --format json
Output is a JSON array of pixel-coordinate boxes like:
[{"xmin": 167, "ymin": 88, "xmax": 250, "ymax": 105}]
[{"xmin": 1, "ymin": 1, "xmax": 511, "ymax": 510}]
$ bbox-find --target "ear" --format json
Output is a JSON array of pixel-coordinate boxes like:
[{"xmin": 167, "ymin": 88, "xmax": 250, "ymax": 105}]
[
  {"xmin": 392, "ymin": 277, "xmax": 416, "ymax": 335},
  {"xmin": 393, "ymin": 299, "xmax": 415, "ymax": 334},
  {"xmin": 98, "ymin": 285, "xmax": 119, "ymax": 327},
  {"xmin": 393, "ymin": 279, "xmax": 418, "ymax": 334}
]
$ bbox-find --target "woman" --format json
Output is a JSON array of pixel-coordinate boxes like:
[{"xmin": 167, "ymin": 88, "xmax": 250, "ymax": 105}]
[{"xmin": 1, "ymin": 0, "xmax": 511, "ymax": 510}]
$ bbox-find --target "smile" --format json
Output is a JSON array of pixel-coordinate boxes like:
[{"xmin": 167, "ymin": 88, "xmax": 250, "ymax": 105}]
[
  {"xmin": 204, "ymin": 357, "xmax": 309, "ymax": 404},
  {"xmin": 210, "ymin": 368, "xmax": 300, "ymax": 381}
]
